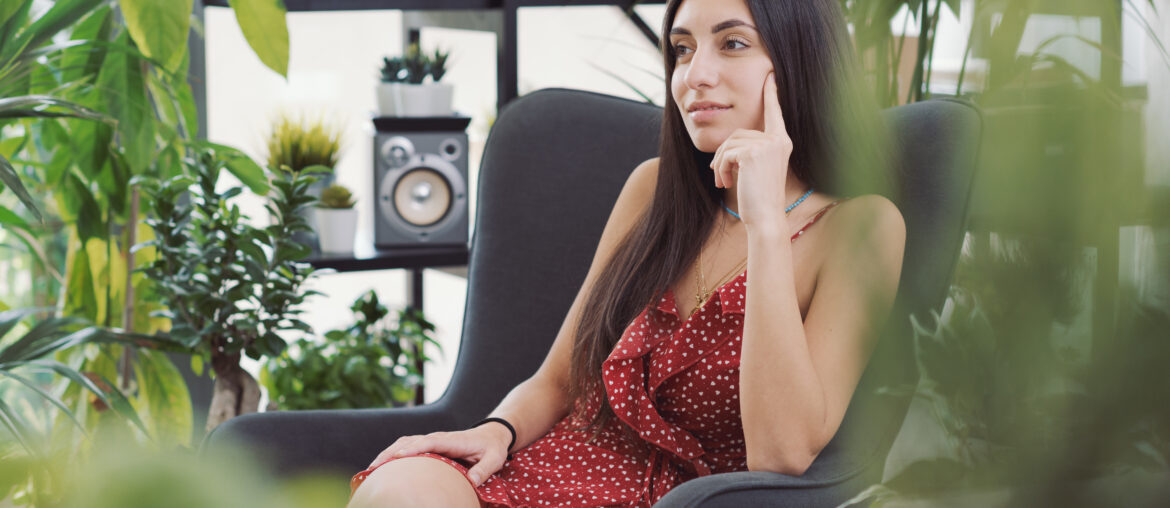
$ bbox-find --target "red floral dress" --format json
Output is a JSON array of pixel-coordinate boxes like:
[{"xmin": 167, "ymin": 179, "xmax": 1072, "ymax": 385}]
[{"xmin": 351, "ymin": 201, "xmax": 842, "ymax": 507}]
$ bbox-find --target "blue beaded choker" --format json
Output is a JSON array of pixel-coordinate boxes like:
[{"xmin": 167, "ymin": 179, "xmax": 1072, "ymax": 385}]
[{"xmin": 722, "ymin": 188, "xmax": 813, "ymax": 221}]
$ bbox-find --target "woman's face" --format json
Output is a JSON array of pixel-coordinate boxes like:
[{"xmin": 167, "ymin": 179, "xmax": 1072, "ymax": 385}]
[{"xmin": 669, "ymin": 0, "xmax": 776, "ymax": 153}]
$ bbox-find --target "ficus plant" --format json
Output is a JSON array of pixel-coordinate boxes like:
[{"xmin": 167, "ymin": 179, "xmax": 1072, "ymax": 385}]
[{"xmin": 137, "ymin": 145, "xmax": 325, "ymax": 431}]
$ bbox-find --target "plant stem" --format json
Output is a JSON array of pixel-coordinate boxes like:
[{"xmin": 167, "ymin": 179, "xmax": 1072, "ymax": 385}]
[
  {"xmin": 923, "ymin": 0, "xmax": 944, "ymax": 98},
  {"xmin": 907, "ymin": 0, "xmax": 933, "ymax": 104},
  {"xmin": 891, "ymin": 13, "xmax": 911, "ymax": 106},
  {"xmin": 120, "ymin": 187, "xmax": 140, "ymax": 390}
]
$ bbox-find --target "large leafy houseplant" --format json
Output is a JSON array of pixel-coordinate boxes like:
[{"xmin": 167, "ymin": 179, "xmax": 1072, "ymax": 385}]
[
  {"xmin": 137, "ymin": 145, "xmax": 323, "ymax": 431},
  {"xmin": 262, "ymin": 290, "xmax": 441, "ymax": 410},
  {"xmin": 0, "ymin": 0, "xmax": 292, "ymax": 455}
]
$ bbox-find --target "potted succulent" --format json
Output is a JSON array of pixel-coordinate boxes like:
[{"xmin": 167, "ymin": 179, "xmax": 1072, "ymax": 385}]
[
  {"xmin": 261, "ymin": 290, "xmax": 441, "ymax": 410},
  {"xmin": 314, "ymin": 184, "xmax": 357, "ymax": 253},
  {"xmin": 376, "ymin": 56, "xmax": 406, "ymax": 116},
  {"xmin": 377, "ymin": 43, "xmax": 453, "ymax": 117}
]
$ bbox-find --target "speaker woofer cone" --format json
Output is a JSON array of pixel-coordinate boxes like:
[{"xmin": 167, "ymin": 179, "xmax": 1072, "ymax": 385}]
[{"xmin": 393, "ymin": 168, "xmax": 451, "ymax": 227}]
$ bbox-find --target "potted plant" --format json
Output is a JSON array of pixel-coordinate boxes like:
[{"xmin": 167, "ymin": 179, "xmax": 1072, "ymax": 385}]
[
  {"xmin": 264, "ymin": 112, "xmax": 344, "ymax": 246},
  {"xmin": 261, "ymin": 290, "xmax": 440, "ymax": 410},
  {"xmin": 377, "ymin": 43, "xmax": 454, "ymax": 117},
  {"xmin": 138, "ymin": 145, "xmax": 324, "ymax": 431},
  {"xmin": 314, "ymin": 184, "xmax": 357, "ymax": 253},
  {"xmin": 264, "ymin": 112, "xmax": 343, "ymax": 176},
  {"xmin": 376, "ymin": 56, "xmax": 406, "ymax": 116}
]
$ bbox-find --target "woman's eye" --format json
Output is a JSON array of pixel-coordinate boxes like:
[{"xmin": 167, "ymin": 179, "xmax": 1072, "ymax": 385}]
[
  {"xmin": 725, "ymin": 38, "xmax": 748, "ymax": 50},
  {"xmin": 672, "ymin": 44, "xmax": 693, "ymax": 57}
]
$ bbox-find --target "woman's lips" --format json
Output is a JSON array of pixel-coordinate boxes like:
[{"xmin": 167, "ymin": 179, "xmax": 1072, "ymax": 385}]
[{"xmin": 689, "ymin": 106, "xmax": 731, "ymax": 123}]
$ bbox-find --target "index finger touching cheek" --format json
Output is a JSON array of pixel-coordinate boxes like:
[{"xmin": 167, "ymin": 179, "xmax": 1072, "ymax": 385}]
[{"xmin": 762, "ymin": 72, "xmax": 786, "ymax": 135}]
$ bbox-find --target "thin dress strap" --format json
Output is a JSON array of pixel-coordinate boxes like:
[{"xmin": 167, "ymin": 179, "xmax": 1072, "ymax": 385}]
[{"xmin": 789, "ymin": 199, "xmax": 844, "ymax": 242}]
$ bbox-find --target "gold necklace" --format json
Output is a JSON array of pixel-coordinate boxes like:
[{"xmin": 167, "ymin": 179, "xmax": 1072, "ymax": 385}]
[{"xmin": 693, "ymin": 249, "xmax": 747, "ymax": 317}]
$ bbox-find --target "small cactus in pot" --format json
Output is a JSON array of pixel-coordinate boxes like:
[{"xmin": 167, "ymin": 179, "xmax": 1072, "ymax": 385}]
[{"xmin": 314, "ymin": 184, "xmax": 358, "ymax": 253}]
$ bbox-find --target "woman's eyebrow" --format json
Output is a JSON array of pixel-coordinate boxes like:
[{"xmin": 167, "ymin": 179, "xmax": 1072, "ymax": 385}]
[{"xmin": 669, "ymin": 19, "xmax": 758, "ymax": 37}]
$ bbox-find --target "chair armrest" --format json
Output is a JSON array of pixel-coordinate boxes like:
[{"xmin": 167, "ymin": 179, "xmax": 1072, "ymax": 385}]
[
  {"xmin": 200, "ymin": 402, "xmax": 461, "ymax": 479},
  {"xmin": 652, "ymin": 467, "xmax": 875, "ymax": 508}
]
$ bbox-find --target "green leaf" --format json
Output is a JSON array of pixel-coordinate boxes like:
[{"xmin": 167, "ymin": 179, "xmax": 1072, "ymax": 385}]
[
  {"xmin": 64, "ymin": 242, "xmax": 100, "ymax": 322},
  {"xmin": 0, "ymin": 205, "xmax": 30, "ymax": 232},
  {"xmin": 61, "ymin": 6, "xmax": 114, "ymax": 84},
  {"xmin": 0, "ymin": 308, "xmax": 45, "ymax": 341},
  {"xmin": 0, "ymin": 397, "xmax": 42, "ymax": 457},
  {"xmin": 0, "ymin": 95, "xmax": 112, "ymax": 122},
  {"xmin": 0, "ymin": 369, "xmax": 87, "ymax": 433},
  {"xmin": 4, "ymin": 325, "xmax": 100, "ymax": 365},
  {"xmin": 24, "ymin": 359, "xmax": 151, "ymax": 437},
  {"xmin": 0, "ymin": 1, "xmax": 27, "ymax": 31},
  {"xmin": 0, "ymin": 0, "xmax": 105, "ymax": 70},
  {"xmin": 96, "ymin": 31, "xmax": 155, "ymax": 176},
  {"xmin": 63, "ymin": 174, "xmax": 103, "ymax": 241},
  {"xmin": 0, "ymin": 152, "xmax": 41, "ymax": 222},
  {"xmin": 195, "ymin": 141, "xmax": 270, "ymax": 195},
  {"xmin": 229, "ymin": 0, "xmax": 289, "ymax": 78},
  {"xmin": 117, "ymin": 0, "xmax": 193, "ymax": 73},
  {"xmin": 190, "ymin": 354, "xmax": 203, "ymax": 377},
  {"xmin": 132, "ymin": 349, "xmax": 192, "ymax": 447}
]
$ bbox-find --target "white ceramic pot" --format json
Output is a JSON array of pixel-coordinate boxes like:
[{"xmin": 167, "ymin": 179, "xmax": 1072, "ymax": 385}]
[
  {"xmin": 398, "ymin": 83, "xmax": 454, "ymax": 117},
  {"xmin": 376, "ymin": 82, "xmax": 401, "ymax": 116},
  {"xmin": 315, "ymin": 208, "xmax": 357, "ymax": 253},
  {"xmin": 426, "ymin": 82, "xmax": 454, "ymax": 116}
]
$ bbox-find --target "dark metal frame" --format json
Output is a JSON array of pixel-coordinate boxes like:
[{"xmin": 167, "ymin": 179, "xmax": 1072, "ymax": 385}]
[{"xmin": 201, "ymin": 0, "xmax": 664, "ymax": 108}]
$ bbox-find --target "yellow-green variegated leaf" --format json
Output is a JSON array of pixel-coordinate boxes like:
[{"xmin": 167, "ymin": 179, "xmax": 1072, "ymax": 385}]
[
  {"xmin": 230, "ymin": 0, "xmax": 289, "ymax": 78},
  {"xmin": 117, "ymin": 0, "xmax": 194, "ymax": 73},
  {"xmin": 132, "ymin": 349, "xmax": 192, "ymax": 448}
]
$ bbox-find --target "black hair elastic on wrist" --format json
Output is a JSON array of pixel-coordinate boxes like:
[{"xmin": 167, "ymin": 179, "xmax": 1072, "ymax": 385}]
[{"xmin": 473, "ymin": 417, "xmax": 516, "ymax": 461}]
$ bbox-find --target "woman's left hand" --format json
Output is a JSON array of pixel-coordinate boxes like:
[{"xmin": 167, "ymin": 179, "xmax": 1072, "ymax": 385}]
[{"xmin": 709, "ymin": 72, "xmax": 792, "ymax": 228}]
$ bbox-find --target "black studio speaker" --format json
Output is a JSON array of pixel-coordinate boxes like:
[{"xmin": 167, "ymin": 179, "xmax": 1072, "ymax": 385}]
[{"xmin": 373, "ymin": 117, "xmax": 471, "ymax": 248}]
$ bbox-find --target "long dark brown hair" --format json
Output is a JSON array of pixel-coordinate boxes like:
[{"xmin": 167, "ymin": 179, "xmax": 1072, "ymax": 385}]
[{"xmin": 566, "ymin": 0, "xmax": 890, "ymax": 436}]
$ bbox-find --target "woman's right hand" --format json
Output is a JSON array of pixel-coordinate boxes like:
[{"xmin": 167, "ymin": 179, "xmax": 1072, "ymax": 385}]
[{"xmin": 367, "ymin": 423, "xmax": 513, "ymax": 486}]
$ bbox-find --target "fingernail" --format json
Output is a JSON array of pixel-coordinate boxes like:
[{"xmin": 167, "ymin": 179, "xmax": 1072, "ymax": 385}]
[{"xmin": 469, "ymin": 473, "xmax": 481, "ymax": 485}]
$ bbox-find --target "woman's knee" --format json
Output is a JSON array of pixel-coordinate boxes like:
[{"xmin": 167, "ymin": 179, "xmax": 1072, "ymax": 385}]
[{"xmin": 347, "ymin": 456, "xmax": 479, "ymax": 508}]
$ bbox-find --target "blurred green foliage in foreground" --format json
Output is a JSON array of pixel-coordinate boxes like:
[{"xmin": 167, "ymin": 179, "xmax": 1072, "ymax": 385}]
[{"xmin": 2, "ymin": 430, "xmax": 347, "ymax": 508}]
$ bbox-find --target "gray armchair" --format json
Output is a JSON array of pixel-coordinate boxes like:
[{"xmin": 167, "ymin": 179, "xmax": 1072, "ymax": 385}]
[{"xmin": 204, "ymin": 88, "xmax": 980, "ymax": 507}]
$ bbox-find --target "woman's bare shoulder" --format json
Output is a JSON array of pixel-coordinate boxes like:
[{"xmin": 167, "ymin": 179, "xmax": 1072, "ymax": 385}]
[
  {"xmin": 627, "ymin": 157, "xmax": 660, "ymax": 194},
  {"xmin": 612, "ymin": 157, "xmax": 659, "ymax": 215},
  {"xmin": 824, "ymin": 194, "xmax": 906, "ymax": 255}
]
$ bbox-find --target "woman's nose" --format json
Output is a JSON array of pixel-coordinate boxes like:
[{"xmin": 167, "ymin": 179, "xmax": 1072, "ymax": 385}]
[{"xmin": 683, "ymin": 46, "xmax": 719, "ymax": 90}]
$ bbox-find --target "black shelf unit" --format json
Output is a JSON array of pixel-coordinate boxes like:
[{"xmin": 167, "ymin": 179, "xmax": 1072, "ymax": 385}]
[{"xmin": 200, "ymin": 0, "xmax": 665, "ymax": 108}]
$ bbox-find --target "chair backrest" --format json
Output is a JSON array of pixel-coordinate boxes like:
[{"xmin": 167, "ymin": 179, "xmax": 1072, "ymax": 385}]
[
  {"xmin": 437, "ymin": 89, "xmax": 662, "ymax": 418},
  {"xmin": 438, "ymin": 89, "xmax": 981, "ymax": 482}
]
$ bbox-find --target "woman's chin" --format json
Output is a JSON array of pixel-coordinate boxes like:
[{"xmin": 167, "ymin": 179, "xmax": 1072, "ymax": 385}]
[{"xmin": 689, "ymin": 134, "xmax": 724, "ymax": 154}]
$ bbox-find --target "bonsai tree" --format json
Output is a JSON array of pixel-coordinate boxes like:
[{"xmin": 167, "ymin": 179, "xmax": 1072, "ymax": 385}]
[
  {"xmin": 318, "ymin": 184, "xmax": 356, "ymax": 209},
  {"xmin": 138, "ymin": 145, "xmax": 325, "ymax": 430}
]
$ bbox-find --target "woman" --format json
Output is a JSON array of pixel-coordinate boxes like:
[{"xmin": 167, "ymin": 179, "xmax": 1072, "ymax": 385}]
[{"xmin": 348, "ymin": 0, "xmax": 905, "ymax": 506}]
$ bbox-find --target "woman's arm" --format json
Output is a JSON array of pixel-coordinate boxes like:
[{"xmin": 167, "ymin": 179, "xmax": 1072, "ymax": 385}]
[
  {"xmin": 739, "ymin": 194, "xmax": 905, "ymax": 476},
  {"xmin": 482, "ymin": 156, "xmax": 661, "ymax": 451}
]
